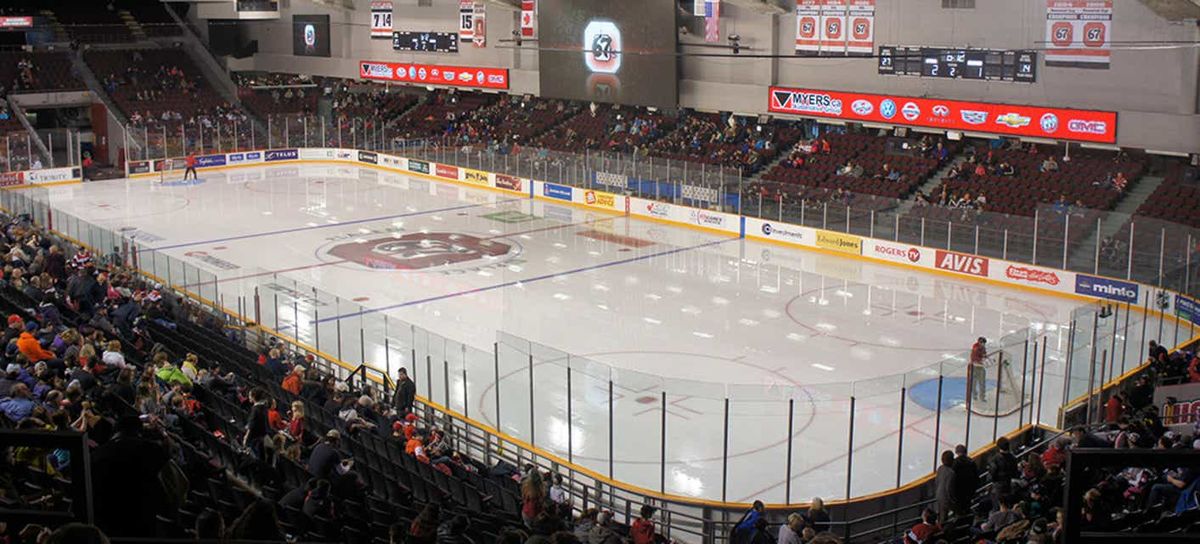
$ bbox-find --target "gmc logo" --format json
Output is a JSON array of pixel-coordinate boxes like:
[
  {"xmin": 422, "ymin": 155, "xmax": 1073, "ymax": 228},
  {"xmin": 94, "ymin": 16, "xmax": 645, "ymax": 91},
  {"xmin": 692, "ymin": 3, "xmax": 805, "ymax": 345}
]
[
  {"xmin": 1068, "ymin": 120, "xmax": 1108, "ymax": 135},
  {"xmin": 935, "ymin": 250, "xmax": 989, "ymax": 277}
]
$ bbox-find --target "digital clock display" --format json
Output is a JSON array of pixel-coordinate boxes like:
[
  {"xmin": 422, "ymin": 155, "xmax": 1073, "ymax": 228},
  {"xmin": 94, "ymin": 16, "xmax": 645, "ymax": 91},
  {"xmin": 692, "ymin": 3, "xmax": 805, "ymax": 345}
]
[
  {"xmin": 878, "ymin": 46, "xmax": 1036, "ymax": 83},
  {"xmin": 392, "ymin": 31, "xmax": 459, "ymax": 53}
]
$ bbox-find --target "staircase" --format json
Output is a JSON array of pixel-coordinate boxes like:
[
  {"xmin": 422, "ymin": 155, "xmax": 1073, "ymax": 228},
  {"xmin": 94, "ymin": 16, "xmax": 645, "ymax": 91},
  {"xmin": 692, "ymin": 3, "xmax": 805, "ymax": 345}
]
[
  {"xmin": 914, "ymin": 154, "xmax": 967, "ymax": 199},
  {"xmin": 120, "ymin": 10, "xmax": 148, "ymax": 41},
  {"xmin": 1065, "ymin": 174, "xmax": 1165, "ymax": 273},
  {"xmin": 5, "ymin": 101, "xmax": 52, "ymax": 167}
]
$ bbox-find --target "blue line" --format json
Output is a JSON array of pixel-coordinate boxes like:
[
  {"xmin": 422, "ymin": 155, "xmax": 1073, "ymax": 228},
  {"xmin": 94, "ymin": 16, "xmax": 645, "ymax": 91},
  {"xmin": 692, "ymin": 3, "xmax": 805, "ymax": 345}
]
[
  {"xmin": 312, "ymin": 236, "xmax": 738, "ymax": 324},
  {"xmin": 147, "ymin": 199, "xmax": 520, "ymax": 251}
]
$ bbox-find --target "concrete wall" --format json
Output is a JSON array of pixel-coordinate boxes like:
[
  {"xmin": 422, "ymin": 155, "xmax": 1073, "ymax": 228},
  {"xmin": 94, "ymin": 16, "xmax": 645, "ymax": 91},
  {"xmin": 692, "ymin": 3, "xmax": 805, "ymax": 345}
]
[{"xmin": 214, "ymin": 0, "xmax": 1200, "ymax": 154}]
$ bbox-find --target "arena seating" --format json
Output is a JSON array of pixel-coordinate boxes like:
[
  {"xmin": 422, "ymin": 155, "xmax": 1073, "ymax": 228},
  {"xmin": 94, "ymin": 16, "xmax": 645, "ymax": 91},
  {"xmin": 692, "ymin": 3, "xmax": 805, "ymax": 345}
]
[
  {"xmin": 650, "ymin": 111, "xmax": 803, "ymax": 175},
  {"xmin": 932, "ymin": 144, "xmax": 1147, "ymax": 216},
  {"xmin": 450, "ymin": 95, "xmax": 578, "ymax": 145},
  {"xmin": 759, "ymin": 131, "xmax": 956, "ymax": 201},
  {"xmin": 85, "ymin": 47, "xmax": 234, "ymax": 123},
  {"xmin": 235, "ymin": 72, "xmax": 320, "ymax": 117},
  {"xmin": 0, "ymin": 51, "xmax": 85, "ymax": 93},
  {"xmin": 392, "ymin": 90, "xmax": 497, "ymax": 141},
  {"xmin": 534, "ymin": 103, "xmax": 674, "ymax": 154}
]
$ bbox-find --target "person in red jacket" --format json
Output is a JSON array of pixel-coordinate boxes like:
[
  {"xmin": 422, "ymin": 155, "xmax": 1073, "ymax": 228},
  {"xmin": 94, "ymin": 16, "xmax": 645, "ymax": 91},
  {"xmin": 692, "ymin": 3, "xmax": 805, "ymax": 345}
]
[
  {"xmin": 630, "ymin": 505, "xmax": 659, "ymax": 544},
  {"xmin": 1105, "ymin": 393, "xmax": 1125, "ymax": 423},
  {"xmin": 184, "ymin": 152, "xmax": 197, "ymax": 180}
]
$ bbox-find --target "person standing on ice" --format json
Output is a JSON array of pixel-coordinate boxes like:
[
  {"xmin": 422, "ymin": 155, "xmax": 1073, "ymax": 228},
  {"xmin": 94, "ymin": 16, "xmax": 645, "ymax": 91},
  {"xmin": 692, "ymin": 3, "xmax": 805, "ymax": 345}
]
[{"xmin": 969, "ymin": 337, "xmax": 988, "ymax": 404}]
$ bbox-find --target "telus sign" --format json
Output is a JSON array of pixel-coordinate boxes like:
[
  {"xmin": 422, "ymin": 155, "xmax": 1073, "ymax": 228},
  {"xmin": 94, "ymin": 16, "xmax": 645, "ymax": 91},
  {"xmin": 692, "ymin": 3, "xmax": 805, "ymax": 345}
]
[{"xmin": 1074, "ymin": 274, "xmax": 1139, "ymax": 303}]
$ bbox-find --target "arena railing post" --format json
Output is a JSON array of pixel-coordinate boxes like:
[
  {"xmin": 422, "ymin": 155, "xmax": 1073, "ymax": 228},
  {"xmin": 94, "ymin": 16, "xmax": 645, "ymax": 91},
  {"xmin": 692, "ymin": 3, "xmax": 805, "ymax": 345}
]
[
  {"xmin": 786, "ymin": 397, "xmax": 794, "ymax": 503},
  {"xmin": 660, "ymin": 390, "xmax": 667, "ymax": 493},
  {"xmin": 1036, "ymin": 336, "xmax": 1048, "ymax": 424},
  {"xmin": 992, "ymin": 352, "xmax": 1002, "ymax": 441},
  {"xmin": 528, "ymin": 352, "xmax": 535, "ymax": 446},
  {"xmin": 895, "ymin": 386, "xmax": 906, "ymax": 488},
  {"xmin": 1063, "ymin": 214, "xmax": 1071, "ymax": 269},
  {"xmin": 1018, "ymin": 339, "xmax": 1030, "ymax": 429},
  {"xmin": 932, "ymin": 374, "xmax": 943, "ymax": 469},
  {"xmin": 566, "ymin": 364, "xmax": 573, "ymax": 463},
  {"xmin": 721, "ymin": 397, "xmax": 729, "ymax": 502},
  {"xmin": 1094, "ymin": 217, "xmax": 1102, "ymax": 274},
  {"xmin": 1032, "ymin": 209, "xmax": 1040, "ymax": 266},
  {"xmin": 846, "ymin": 395, "xmax": 856, "ymax": 503},
  {"xmin": 609, "ymin": 380, "xmax": 615, "ymax": 479},
  {"xmin": 1061, "ymin": 316, "xmax": 1077, "ymax": 418},
  {"xmin": 1158, "ymin": 227, "xmax": 1166, "ymax": 286}
]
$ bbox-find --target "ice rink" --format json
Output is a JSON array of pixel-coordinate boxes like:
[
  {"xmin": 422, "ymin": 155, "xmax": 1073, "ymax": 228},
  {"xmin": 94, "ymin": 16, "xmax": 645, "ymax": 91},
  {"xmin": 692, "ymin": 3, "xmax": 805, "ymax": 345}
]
[{"xmin": 41, "ymin": 163, "xmax": 1156, "ymax": 503}]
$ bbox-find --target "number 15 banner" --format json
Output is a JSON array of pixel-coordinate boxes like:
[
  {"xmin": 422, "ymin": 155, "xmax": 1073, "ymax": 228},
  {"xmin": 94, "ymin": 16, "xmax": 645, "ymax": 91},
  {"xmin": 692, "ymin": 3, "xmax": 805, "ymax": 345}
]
[{"xmin": 1045, "ymin": 0, "xmax": 1112, "ymax": 69}]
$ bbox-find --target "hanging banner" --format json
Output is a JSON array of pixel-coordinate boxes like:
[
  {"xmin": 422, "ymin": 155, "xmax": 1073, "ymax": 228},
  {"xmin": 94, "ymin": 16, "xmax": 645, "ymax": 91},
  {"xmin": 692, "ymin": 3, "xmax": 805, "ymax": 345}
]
[
  {"xmin": 472, "ymin": 3, "xmax": 486, "ymax": 47},
  {"xmin": 818, "ymin": 0, "xmax": 847, "ymax": 55},
  {"xmin": 845, "ymin": 0, "xmax": 874, "ymax": 55},
  {"xmin": 693, "ymin": 0, "xmax": 707, "ymax": 16},
  {"xmin": 705, "ymin": 0, "xmax": 720, "ymax": 43},
  {"xmin": 1045, "ymin": 0, "xmax": 1112, "ymax": 69},
  {"xmin": 458, "ymin": 0, "xmax": 475, "ymax": 42},
  {"xmin": 521, "ymin": 0, "xmax": 536, "ymax": 38},
  {"xmin": 370, "ymin": 1, "xmax": 392, "ymax": 39},
  {"xmin": 795, "ymin": 0, "xmax": 821, "ymax": 54}
]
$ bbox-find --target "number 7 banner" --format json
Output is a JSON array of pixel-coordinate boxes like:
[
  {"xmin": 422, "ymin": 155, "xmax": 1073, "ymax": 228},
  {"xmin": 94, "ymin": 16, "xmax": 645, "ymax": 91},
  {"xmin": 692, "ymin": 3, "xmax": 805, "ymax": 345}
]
[{"xmin": 1045, "ymin": 0, "xmax": 1111, "ymax": 69}]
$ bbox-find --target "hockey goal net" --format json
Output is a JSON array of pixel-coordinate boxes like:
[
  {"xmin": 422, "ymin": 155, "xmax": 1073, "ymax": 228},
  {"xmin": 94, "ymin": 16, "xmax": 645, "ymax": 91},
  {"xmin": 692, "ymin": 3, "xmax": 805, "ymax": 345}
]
[{"xmin": 968, "ymin": 349, "xmax": 1029, "ymax": 417}]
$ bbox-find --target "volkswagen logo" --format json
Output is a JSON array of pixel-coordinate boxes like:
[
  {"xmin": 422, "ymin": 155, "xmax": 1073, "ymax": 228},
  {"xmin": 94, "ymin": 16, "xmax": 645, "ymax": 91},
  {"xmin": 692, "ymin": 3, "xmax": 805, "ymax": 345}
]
[{"xmin": 880, "ymin": 99, "xmax": 897, "ymax": 119}]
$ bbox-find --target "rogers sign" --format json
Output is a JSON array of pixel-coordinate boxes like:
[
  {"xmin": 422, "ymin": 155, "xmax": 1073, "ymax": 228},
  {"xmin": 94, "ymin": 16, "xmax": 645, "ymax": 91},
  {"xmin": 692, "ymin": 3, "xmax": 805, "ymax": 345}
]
[
  {"xmin": 360, "ymin": 60, "xmax": 509, "ymax": 90},
  {"xmin": 768, "ymin": 86, "xmax": 1116, "ymax": 144},
  {"xmin": 872, "ymin": 242, "xmax": 921, "ymax": 264}
]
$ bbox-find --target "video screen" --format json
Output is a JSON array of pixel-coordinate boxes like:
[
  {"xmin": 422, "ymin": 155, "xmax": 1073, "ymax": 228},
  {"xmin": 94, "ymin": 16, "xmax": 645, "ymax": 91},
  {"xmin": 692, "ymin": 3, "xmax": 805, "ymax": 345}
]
[
  {"xmin": 293, "ymin": 14, "xmax": 331, "ymax": 57},
  {"xmin": 537, "ymin": 0, "xmax": 677, "ymax": 108}
]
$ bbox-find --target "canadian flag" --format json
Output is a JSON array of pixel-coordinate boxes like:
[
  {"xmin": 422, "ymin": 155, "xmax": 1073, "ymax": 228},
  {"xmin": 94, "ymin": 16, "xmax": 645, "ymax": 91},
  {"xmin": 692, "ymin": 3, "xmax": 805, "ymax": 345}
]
[{"xmin": 521, "ymin": 0, "xmax": 535, "ymax": 38}]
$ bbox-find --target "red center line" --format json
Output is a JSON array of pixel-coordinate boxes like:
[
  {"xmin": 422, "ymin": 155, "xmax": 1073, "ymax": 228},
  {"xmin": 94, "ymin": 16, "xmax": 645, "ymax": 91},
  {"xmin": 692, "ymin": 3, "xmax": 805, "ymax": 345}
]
[{"xmin": 177, "ymin": 214, "xmax": 621, "ymax": 288}]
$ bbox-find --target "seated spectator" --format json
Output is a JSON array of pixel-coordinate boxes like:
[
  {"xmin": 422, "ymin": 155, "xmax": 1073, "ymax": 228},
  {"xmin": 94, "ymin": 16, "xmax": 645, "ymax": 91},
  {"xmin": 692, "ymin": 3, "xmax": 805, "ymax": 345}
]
[
  {"xmin": 630, "ymin": 505, "xmax": 659, "ymax": 544},
  {"xmin": 905, "ymin": 508, "xmax": 940, "ymax": 544},
  {"xmin": 778, "ymin": 513, "xmax": 806, "ymax": 544},
  {"xmin": 1040, "ymin": 156, "xmax": 1059, "ymax": 173},
  {"xmin": 980, "ymin": 495, "xmax": 1023, "ymax": 533}
]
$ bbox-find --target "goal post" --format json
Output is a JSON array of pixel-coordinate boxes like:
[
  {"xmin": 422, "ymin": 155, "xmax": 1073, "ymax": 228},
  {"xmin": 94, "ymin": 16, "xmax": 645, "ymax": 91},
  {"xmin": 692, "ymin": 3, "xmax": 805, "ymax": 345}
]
[
  {"xmin": 158, "ymin": 162, "xmax": 188, "ymax": 184},
  {"xmin": 968, "ymin": 349, "xmax": 1028, "ymax": 417}
]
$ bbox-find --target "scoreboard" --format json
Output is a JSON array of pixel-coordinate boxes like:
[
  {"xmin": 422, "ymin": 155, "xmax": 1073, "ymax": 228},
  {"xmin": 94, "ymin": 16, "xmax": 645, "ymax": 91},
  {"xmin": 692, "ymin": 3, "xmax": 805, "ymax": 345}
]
[
  {"xmin": 878, "ymin": 46, "xmax": 1036, "ymax": 83},
  {"xmin": 392, "ymin": 31, "xmax": 459, "ymax": 53}
]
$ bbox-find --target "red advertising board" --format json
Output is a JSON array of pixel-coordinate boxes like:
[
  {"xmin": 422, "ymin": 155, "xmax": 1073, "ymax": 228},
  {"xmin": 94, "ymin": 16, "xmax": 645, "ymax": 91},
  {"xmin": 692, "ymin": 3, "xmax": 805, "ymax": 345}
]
[
  {"xmin": 359, "ymin": 60, "xmax": 509, "ymax": 90},
  {"xmin": 935, "ymin": 250, "xmax": 989, "ymax": 277},
  {"xmin": 0, "ymin": 16, "xmax": 33, "ymax": 29},
  {"xmin": 435, "ymin": 164, "xmax": 460, "ymax": 179},
  {"xmin": 0, "ymin": 172, "xmax": 25, "ymax": 187},
  {"xmin": 768, "ymin": 86, "xmax": 1117, "ymax": 144}
]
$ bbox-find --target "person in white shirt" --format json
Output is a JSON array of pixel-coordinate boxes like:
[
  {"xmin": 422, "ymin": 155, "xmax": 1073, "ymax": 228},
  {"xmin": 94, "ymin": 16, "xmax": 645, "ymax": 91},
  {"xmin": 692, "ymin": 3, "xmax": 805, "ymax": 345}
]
[{"xmin": 30, "ymin": 157, "xmax": 42, "ymax": 170}]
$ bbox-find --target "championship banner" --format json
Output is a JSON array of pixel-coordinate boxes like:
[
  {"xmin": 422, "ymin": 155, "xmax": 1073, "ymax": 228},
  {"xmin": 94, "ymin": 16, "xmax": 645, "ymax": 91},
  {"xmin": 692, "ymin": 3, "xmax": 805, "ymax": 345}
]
[
  {"xmin": 458, "ymin": 0, "xmax": 475, "ymax": 42},
  {"xmin": 705, "ymin": 0, "xmax": 720, "ymax": 44},
  {"xmin": 521, "ymin": 0, "xmax": 536, "ymax": 38},
  {"xmin": 370, "ymin": 1, "xmax": 392, "ymax": 39},
  {"xmin": 845, "ymin": 0, "xmax": 874, "ymax": 55},
  {"xmin": 767, "ymin": 86, "xmax": 1118, "ymax": 144},
  {"xmin": 818, "ymin": 0, "xmax": 847, "ymax": 55},
  {"xmin": 359, "ymin": 60, "xmax": 510, "ymax": 90},
  {"xmin": 795, "ymin": 0, "xmax": 820, "ymax": 54},
  {"xmin": 472, "ymin": 3, "xmax": 486, "ymax": 47},
  {"xmin": 1045, "ymin": 0, "xmax": 1112, "ymax": 68}
]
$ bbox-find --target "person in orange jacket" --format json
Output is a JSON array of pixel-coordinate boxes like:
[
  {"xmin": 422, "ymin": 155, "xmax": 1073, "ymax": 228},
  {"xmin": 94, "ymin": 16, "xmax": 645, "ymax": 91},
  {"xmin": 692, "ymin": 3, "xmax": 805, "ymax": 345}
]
[
  {"xmin": 281, "ymin": 365, "xmax": 304, "ymax": 396},
  {"xmin": 17, "ymin": 322, "xmax": 55, "ymax": 363}
]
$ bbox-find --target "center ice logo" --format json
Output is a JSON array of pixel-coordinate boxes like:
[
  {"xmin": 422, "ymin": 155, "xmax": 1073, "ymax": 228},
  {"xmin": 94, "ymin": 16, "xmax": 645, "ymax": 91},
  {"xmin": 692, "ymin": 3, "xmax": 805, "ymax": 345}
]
[{"xmin": 328, "ymin": 232, "xmax": 512, "ymax": 271}]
